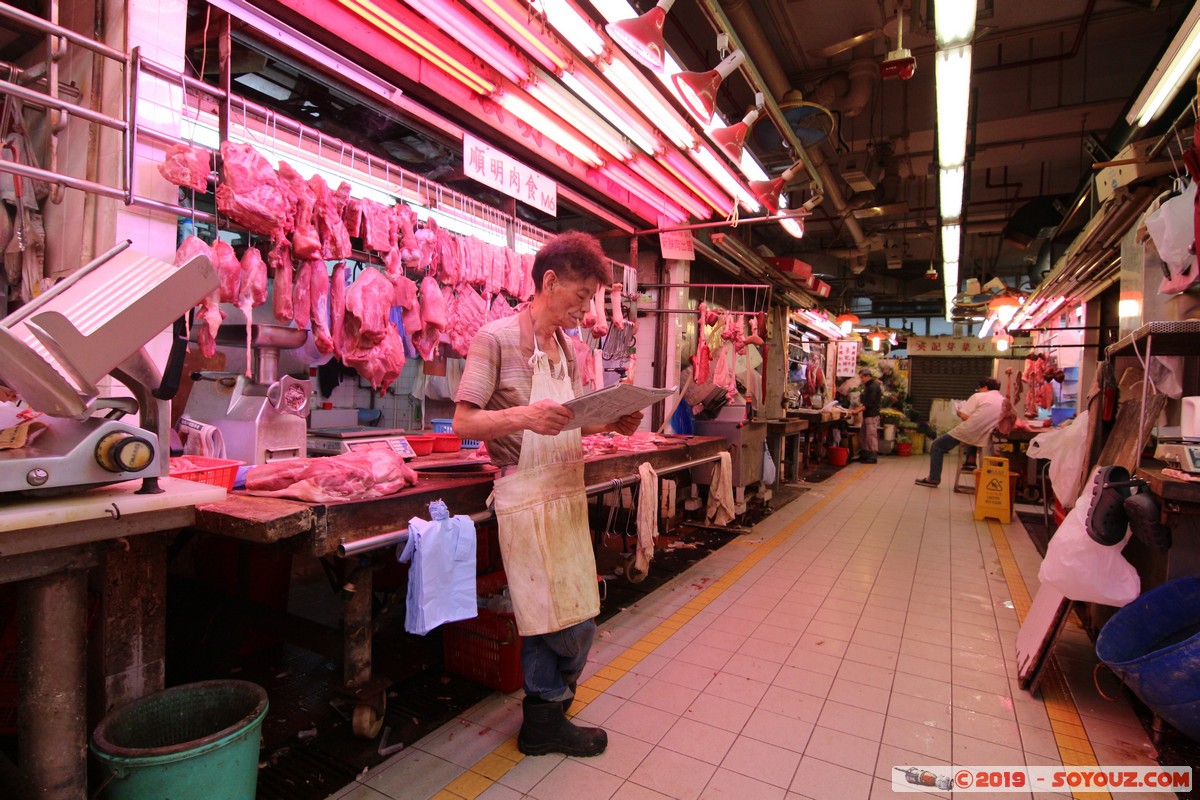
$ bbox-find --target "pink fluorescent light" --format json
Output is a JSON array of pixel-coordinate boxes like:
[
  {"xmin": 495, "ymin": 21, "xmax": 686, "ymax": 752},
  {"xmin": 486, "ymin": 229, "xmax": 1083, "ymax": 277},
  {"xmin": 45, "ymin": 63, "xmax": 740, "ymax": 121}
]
[
  {"xmin": 691, "ymin": 145, "xmax": 759, "ymax": 211},
  {"xmin": 462, "ymin": 0, "xmax": 570, "ymax": 72},
  {"xmin": 603, "ymin": 59, "xmax": 695, "ymax": 149},
  {"xmin": 601, "ymin": 163, "xmax": 688, "ymax": 223},
  {"xmin": 540, "ymin": 0, "xmax": 607, "ymax": 58},
  {"xmin": 628, "ymin": 155, "xmax": 712, "ymax": 219},
  {"xmin": 402, "ymin": 0, "xmax": 530, "ymax": 83},
  {"xmin": 561, "ymin": 70, "xmax": 659, "ymax": 155},
  {"xmin": 660, "ymin": 149, "xmax": 733, "ymax": 214},
  {"xmin": 528, "ymin": 76, "xmax": 634, "ymax": 161},
  {"xmin": 495, "ymin": 91, "xmax": 605, "ymax": 168}
]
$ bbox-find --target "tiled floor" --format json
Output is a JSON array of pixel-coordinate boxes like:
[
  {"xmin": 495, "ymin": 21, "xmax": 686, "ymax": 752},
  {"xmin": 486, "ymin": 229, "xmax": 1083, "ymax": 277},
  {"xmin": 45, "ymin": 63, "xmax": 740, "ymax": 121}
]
[{"xmin": 327, "ymin": 454, "xmax": 1161, "ymax": 800}]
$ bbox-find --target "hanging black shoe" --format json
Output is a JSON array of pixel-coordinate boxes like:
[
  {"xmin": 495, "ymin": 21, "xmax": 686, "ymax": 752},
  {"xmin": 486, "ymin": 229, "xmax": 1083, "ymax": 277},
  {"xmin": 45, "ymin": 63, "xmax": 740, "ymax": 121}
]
[{"xmin": 518, "ymin": 696, "xmax": 607, "ymax": 757}]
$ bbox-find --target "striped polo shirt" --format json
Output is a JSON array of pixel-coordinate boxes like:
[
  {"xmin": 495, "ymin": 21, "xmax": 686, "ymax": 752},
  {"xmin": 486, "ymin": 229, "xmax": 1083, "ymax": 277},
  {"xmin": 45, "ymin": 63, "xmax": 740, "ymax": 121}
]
[{"xmin": 454, "ymin": 310, "xmax": 581, "ymax": 468}]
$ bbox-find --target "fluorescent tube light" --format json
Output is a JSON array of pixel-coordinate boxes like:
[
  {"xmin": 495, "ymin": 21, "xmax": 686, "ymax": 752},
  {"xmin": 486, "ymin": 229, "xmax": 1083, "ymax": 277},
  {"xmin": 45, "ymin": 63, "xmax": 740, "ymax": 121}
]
[
  {"xmin": 540, "ymin": 0, "xmax": 607, "ymax": 58},
  {"xmin": 561, "ymin": 70, "xmax": 659, "ymax": 155},
  {"xmin": 1127, "ymin": 1, "xmax": 1200, "ymax": 127},
  {"xmin": 934, "ymin": 0, "xmax": 976, "ymax": 47},
  {"xmin": 935, "ymin": 46, "xmax": 972, "ymax": 167},
  {"xmin": 939, "ymin": 166, "xmax": 964, "ymax": 220},
  {"xmin": 941, "ymin": 223, "xmax": 961, "ymax": 263}
]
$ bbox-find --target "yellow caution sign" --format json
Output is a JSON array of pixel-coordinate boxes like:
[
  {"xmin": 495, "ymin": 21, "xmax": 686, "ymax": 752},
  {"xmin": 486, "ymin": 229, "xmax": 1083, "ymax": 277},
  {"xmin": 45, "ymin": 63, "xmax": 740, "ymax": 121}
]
[{"xmin": 974, "ymin": 456, "xmax": 1012, "ymax": 523}]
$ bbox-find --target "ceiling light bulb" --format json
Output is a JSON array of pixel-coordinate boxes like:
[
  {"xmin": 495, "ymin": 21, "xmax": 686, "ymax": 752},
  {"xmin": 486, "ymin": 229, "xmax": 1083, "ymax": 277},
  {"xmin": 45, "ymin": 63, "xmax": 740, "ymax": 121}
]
[
  {"xmin": 935, "ymin": 46, "xmax": 972, "ymax": 167},
  {"xmin": 871, "ymin": 336, "xmax": 881, "ymax": 351},
  {"xmin": 779, "ymin": 215, "xmax": 804, "ymax": 238},
  {"xmin": 1128, "ymin": 1, "xmax": 1200, "ymax": 126},
  {"xmin": 992, "ymin": 332, "xmax": 1012, "ymax": 352},
  {"xmin": 606, "ymin": 0, "xmax": 675, "ymax": 72},
  {"xmin": 939, "ymin": 167, "xmax": 964, "ymax": 221},
  {"xmin": 941, "ymin": 223, "xmax": 961, "ymax": 263},
  {"xmin": 671, "ymin": 49, "xmax": 745, "ymax": 125},
  {"xmin": 710, "ymin": 107, "xmax": 760, "ymax": 161}
]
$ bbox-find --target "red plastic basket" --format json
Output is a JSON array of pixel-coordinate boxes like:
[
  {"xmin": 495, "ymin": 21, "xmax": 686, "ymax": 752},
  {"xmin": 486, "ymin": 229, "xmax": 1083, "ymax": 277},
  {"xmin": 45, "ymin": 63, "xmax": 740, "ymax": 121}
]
[
  {"xmin": 443, "ymin": 610, "xmax": 522, "ymax": 693},
  {"xmin": 168, "ymin": 456, "xmax": 242, "ymax": 490}
]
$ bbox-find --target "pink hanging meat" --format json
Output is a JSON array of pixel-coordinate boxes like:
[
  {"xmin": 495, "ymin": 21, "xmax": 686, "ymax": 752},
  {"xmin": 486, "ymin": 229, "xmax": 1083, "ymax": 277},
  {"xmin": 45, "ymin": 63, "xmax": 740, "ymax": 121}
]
[
  {"xmin": 211, "ymin": 239, "xmax": 240, "ymax": 304},
  {"xmin": 236, "ymin": 247, "xmax": 269, "ymax": 376},
  {"xmin": 158, "ymin": 143, "xmax": 211, "ymax": 193},
  {"xmin": 343, "ymin": 197, "xmax": 363, "ymax": 239},
  {"xmin": 361, "ymin": 199, "xmax": 391, "ymax": 252},
  {"xmin": 268, "ymin": 240, "xmax": 294, "ymax": 323},
  {"xmin": 309, "ymin": 260, "xmax": 334, "ymax": 354},
  {"xmin": 344, "ymin": 268, "xmax": 392, "ymax": 345},
  {"xmin": 216, "ymin": 142, "xmax": 290, "ymax": 236},
  {"xmin": 419, "ymin": 276, "xmax": 447, "ymax": 331},
  {"xmin": 446, "ymin": 285, "xmax": 487, "ymax": 356},
  {"xmin": 330, "ymin": 262, "xmax": 347, "ymax": 357},
  {"xmin": 176, "ymin": 236, "xmax": 222, "ymax": 358},
  {"xmin": 343, "ymin": 325, "xmax": 406, "ymax": 392},
  {"xmin": 278, "ymin": 161, "xmax": 321, "ymax": 259},
  {"xmin": 292, "ymin": 259, "xmax": 312, "ymax": 329}
]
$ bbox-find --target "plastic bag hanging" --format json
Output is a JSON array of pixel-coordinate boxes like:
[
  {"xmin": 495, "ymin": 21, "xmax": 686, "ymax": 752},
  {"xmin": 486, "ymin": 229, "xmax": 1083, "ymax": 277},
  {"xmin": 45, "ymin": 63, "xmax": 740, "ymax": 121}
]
[{"xmin": 398, "ymin": 499, "xmax": 478, "ymax": 635}]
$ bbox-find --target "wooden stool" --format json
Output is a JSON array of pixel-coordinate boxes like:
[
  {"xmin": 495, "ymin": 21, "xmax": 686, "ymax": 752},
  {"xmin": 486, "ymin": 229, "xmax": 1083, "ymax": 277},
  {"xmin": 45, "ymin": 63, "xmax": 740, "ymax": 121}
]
[{"xmin": 844, "ymin": 428, "xmax": 860, "ymax": 459}]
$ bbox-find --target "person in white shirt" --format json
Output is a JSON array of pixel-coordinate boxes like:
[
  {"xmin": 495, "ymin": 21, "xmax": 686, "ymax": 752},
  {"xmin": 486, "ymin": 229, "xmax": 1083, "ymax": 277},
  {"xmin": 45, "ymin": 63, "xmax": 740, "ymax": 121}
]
[{"xmin": 914, "ymin": 377, "xmax": 1006, "ymax": 488}]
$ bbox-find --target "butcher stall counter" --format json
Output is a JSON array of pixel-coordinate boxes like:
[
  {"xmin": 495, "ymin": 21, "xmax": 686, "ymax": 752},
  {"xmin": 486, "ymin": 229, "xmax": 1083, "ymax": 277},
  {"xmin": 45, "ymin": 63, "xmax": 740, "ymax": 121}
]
[
  {"xmin": 0, "ymin": 478, "xmax": 226, "ymax": 800},
  {"xmin": 189, "ymin": 434, "xmax": 728, "ymax": 736}
]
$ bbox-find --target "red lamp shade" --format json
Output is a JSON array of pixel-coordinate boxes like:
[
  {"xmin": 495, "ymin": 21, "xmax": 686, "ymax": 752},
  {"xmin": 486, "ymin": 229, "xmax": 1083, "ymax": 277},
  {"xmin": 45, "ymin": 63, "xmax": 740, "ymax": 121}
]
[
  {"xmin": 671, "ymin": 50, "xmax": 744, "ymax": 125},
  {"xmin": 749, "ymin": 176, "xmax": 785, "ymax": 214},
  {"xmin": 606, "ymin": 0, "xmax": 675, "ymax": 73},
  {"xmin": 835, "ymin": 313, "xmax": 859, "ymax": 335},
  {"xmin": 710, "ymin": 107, "xmax": 760, "ymax": 161}
]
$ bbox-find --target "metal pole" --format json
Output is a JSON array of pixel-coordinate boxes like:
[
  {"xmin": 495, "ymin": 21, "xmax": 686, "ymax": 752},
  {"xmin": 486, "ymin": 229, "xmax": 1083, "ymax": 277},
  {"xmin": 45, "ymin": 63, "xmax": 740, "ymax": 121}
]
[
  {"xmin": 19, "ymin": 569, "xmax": 88, "ymax": 800},
  {"xmin": 0, "ymin": 78, "xmax": 127, "ymax": 130},
  {"xmin": 635, "ymin": 210, "xmax": 809, "ymax": 235},
  {"xmin": 0, "ymin": 2, "xmax": 126, "ymax": 61}
]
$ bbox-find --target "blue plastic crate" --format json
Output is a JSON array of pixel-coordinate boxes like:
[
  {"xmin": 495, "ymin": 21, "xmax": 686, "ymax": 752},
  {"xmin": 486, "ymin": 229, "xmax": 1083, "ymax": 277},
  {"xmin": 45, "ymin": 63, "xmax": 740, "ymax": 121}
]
[{"xmin": 431, "ymin": 418, "xmax": 480, "ymax": 448}]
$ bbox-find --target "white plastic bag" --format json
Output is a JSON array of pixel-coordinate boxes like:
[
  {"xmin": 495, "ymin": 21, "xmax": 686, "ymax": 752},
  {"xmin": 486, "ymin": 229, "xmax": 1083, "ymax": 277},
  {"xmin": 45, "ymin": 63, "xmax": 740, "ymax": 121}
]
[
  {"xmin": 1028, "ymin": 409, "xmax": 1090, "ymax": 508},
  {"xmin": 1038, "ymin": 466, "xmax": 1140, "ymax": 607},
  {"xmin": 762, "ymin": 443, "xmax": 777, "ymax": 486}
]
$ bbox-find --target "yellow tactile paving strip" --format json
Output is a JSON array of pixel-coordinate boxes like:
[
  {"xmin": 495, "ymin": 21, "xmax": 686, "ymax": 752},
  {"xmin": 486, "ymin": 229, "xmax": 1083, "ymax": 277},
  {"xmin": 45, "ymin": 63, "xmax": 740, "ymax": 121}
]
[
  {"xmin": 988, "ymin": 519, "xmax": 1111, "ymax": 800},
  {"xmin": 427, "ymin": 467, "xmax": 871, "ymax": 800}
]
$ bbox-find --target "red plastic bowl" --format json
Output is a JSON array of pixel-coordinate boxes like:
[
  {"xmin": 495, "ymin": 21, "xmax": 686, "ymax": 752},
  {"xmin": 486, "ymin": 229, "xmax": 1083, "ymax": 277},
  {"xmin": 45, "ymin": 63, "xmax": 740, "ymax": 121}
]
[
  {"xmin": 405, "ymin": 435, "xmax": 435, "ymax": 456},
  {"xmin": 431, "ymin": 433, "xmax": 462, "ymax": 452}
]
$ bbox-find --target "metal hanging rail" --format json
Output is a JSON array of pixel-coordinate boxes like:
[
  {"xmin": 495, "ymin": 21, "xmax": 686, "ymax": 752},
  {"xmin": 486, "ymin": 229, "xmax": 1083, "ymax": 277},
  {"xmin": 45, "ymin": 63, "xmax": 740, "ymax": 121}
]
[{"xmin": 336, "ymin": 451, "xmax": 726, "ymax": 557}]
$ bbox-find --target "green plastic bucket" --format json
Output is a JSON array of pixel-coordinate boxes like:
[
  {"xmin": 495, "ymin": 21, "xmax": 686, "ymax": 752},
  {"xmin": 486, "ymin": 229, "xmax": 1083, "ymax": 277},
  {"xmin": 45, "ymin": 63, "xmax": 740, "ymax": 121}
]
[{"xmin": 91, "ymin": 680, "xmax": 268, "ymax": 800}]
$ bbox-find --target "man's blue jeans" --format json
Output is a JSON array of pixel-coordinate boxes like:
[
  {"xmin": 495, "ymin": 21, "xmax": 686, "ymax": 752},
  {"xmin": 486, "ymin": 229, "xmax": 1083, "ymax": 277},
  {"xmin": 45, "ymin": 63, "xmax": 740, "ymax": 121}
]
[
  {"xmin": 521, "ymin": 619, "xmax": 595, "ymax": 702},
  {"xmin": 927, "ymin": 433, "xmax": 970, "ymax": 484}
]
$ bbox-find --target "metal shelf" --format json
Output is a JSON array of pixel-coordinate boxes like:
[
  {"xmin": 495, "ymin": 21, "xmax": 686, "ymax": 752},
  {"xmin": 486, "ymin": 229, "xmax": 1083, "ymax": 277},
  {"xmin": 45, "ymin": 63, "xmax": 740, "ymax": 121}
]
[{"xmin": 1105, "ymin": 321, "xmax": 1200, "ymax": 359}]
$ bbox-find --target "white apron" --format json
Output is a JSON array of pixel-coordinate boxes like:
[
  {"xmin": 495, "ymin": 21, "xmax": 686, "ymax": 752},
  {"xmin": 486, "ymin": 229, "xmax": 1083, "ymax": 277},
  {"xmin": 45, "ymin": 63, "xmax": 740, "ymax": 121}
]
[{"xmin": 492, "ymin": 339, "xmax": 600, "ymax": 636}]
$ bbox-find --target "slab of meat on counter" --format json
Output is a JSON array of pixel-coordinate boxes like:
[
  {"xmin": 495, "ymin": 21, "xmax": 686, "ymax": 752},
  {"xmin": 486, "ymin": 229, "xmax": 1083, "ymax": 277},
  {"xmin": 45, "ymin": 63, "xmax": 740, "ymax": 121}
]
[
  {"xmin": 245, "ymin": 449, "xmax": 418, "ymax": 503},
  {"xmin": 216, "ymin": 142, "xmax": 290, "ymax": 237},
  {"xmin": 158, "ymin": 143, "xmax": 211, "ymax": 193},
  {"xmin": 581, "ymin": 431, "xmax": 674, "ymax": 459}
]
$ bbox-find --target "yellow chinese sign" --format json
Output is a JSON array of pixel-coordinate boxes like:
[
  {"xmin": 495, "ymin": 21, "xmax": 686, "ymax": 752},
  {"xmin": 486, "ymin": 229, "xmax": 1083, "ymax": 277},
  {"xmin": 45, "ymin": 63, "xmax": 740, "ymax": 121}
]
[{"xmin": 907, "ymin": 336, "xmax": 1029, "ymax": 357}]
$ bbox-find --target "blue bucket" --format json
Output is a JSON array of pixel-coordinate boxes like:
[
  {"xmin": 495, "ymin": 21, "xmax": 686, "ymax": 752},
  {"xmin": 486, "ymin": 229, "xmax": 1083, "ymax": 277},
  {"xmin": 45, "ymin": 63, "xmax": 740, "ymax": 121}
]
[{"xmin": 1096, "ymin": 577, "xmax": 1200, "ymax": 740}]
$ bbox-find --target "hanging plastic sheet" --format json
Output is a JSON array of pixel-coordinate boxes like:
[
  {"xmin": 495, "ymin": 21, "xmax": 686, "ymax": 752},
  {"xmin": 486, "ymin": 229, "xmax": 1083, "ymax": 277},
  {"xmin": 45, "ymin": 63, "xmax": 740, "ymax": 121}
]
[{"xmin": 397, "ymin": 499, "xmax": 478, "ymax": 635}]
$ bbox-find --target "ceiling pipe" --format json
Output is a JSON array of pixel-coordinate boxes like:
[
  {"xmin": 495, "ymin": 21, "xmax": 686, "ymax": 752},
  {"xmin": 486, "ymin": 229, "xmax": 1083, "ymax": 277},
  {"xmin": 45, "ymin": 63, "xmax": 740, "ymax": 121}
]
[
  {"xmin": 805, "ymin": 54, "xmax": 876, "ymax": 118},
  {"xmin": 976, "ymin": 0, "xmax": 1097, "ymax": 74},
  {"xmin": 715, "ymin": 0, "xmax": 870, "ymax": 257}
]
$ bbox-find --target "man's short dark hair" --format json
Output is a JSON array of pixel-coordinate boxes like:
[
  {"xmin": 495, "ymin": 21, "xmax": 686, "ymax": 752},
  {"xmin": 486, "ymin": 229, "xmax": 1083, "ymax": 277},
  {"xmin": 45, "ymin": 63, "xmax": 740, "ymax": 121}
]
[
  {"xmin": 980, "ymin": 377, "xmax": 1001, "ymax": 391},
  {"xmin": 532, "ymin": 231, "xmax": 612, "ymax": 292}
]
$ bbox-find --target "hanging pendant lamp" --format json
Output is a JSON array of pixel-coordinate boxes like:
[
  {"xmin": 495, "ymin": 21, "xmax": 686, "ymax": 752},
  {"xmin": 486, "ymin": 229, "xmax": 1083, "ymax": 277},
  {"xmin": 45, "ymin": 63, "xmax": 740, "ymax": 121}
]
[
  {"xmin": 749, "ymin": 160, "xmax": 805, "ymax": 215},
  {"xmin": 671, "ymin": 50, "xmax": 745, "ymax": 125},
  {"xmin": 711, "ymin": 107, "xmax": 761, "ymax": 161},
  {"xmin": 835, "ymin": 313, "xmax": 859, "ymax": 335},
  {"xmin": 606, "ymin": 0, "xmax": 676, "ymax": 73}
]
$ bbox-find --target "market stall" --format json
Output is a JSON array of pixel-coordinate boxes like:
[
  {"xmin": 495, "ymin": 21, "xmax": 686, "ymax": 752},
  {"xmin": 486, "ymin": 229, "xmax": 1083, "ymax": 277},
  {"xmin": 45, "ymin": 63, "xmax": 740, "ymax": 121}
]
[{"xmin": 189, "ymin": 435, "xmax": 727, "ymax": 736}]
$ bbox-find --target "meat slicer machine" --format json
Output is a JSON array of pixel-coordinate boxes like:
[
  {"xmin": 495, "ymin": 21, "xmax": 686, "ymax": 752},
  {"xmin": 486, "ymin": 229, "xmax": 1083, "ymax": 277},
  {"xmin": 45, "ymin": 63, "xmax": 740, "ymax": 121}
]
[
  {"xmin": 183, "ymin": 323, "xmax": 311, "ymax": 465},
  {"xmin": 0, "ymin": 241, "xmax": 218, "ymax": 495}
]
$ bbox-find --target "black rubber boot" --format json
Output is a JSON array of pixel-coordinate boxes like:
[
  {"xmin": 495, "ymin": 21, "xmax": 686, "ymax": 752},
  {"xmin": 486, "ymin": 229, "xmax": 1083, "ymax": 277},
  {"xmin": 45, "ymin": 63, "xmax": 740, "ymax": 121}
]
[
  {"xmin": 562, "ymin": 682, "xmax": 578, "ymax": 715},
  {"xmin": 518, "ymin": 696, "xmax": 607, "ymax": 757}
]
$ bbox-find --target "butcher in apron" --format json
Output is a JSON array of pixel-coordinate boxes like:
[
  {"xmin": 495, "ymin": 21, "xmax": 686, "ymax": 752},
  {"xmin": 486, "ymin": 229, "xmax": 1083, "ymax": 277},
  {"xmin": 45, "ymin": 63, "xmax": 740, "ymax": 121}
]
[{"xmin": 453, "ymin": 232, "xmax": 642, "ymax": 757}]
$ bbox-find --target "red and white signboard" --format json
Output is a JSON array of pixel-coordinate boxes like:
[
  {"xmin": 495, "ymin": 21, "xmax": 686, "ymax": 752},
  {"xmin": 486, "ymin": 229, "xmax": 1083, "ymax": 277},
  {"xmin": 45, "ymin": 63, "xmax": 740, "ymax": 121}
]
[{"xmin": 463, "ymin": 132, "xmax": 557, "ymax": 216}]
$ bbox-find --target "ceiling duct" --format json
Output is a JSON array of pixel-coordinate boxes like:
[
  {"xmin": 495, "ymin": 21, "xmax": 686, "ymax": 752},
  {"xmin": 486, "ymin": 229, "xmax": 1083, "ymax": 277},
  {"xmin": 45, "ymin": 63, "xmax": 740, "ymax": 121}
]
[{"xmin": 716, "ymin": 0, "xmax": 871, "ymax": 259}]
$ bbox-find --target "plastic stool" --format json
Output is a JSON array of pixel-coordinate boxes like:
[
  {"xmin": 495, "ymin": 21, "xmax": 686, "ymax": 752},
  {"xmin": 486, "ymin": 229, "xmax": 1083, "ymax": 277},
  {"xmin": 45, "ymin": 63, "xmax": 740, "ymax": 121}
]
[{"xmin": 952, "ymin": 447, "xmax": 976, "ymax": 494}]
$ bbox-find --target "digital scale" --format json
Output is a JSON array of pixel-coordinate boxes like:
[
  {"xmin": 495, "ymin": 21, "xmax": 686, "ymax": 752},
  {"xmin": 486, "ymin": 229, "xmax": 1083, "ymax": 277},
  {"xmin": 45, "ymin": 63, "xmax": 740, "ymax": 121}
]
[
  {"xmin": 1154, "ymin": 439, "xmax": 1200, "ymax": 474},
  {"xmin": 307, "ymin": 427, "xmax": 417, "ymax": 458}
]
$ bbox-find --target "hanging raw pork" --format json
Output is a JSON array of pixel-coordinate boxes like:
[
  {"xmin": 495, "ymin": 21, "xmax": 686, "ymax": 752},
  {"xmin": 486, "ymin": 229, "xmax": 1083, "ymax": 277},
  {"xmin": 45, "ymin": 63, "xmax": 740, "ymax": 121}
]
[
  {"xmin": 419, "ymin": 276, "xmax": 447, "ymax": 331},
  {"xmin": 344, "ymin": 268, "xmax": 393, "ymax": 345},
  {"xmin": 486, "ymin": 293, "xmax": 516, "ymax": 324},
  {"xmin": 395, "ymin": 204, "xmax": 420, "ymax": 262},
  {"xmin": 395, "ymin": 276, "xmax": 423, "ymax": 336},
  {"xmin": 268, "ymin": 240, "xmax": 294, "ymax": 323},
  {"xmin": 590, "ymin": 285, "xmax": 609, "ymax": 337},
  {"xmin": 292, "ymin": 259, "xmax": 312, "ymax": 329},
  {"xmin": 216, "ymin": 142, "xmax": 290, "ymax": 237},
  {"xmin": 309, "ymin": 175, "xmax": 352, "ymax": 260},
  {"xmin": 309, "ymin": 260, "xmax": 334, "ymax": 354},
  {"xmin": 158, "ymin": 143, "xmax": 211, "ymax": 193},
  {"xmin": 211, "ymin": 239, "xmax": 240, "ymax": 303},
  {"xmin": 277, "ymin": 161, "xmax": 321, "ymax": 260},
  {"xmin": 235, "ymin": 247, "xmax": 268, "ymax": 376},
  {"xmin": 343, "ymin": 324, "xmax": 406, "ymax": 392},
  {"xmin": 177, "ymin": 236, "xmax": 222, "ymax": 358},
  {"xmin": 361, "ymin": 199, "xmax": 391, "ymax": 253},
  {"xmin": 343, "ymin": 197, "xmax": 363, "ymax": 239},
  {"xmin": 445, "ymin": 285, "xmax": 487, "ymax": 356},
  {"xmin": 330, "ymin": 262, "xmax": 347, "ymax": 357}
]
